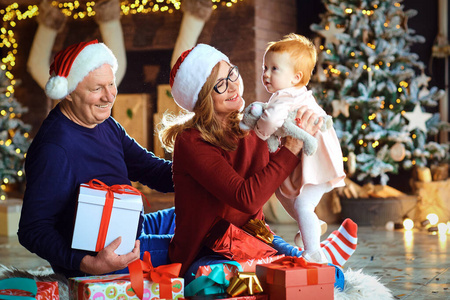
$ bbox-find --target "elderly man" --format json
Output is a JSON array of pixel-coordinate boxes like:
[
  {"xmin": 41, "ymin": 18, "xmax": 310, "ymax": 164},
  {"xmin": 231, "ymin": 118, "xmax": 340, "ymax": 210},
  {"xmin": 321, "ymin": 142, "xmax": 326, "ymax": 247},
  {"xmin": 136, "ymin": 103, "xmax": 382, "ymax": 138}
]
[{"xmin": 18, "ymin": 40, "xmax": 175, "ymax": 278}]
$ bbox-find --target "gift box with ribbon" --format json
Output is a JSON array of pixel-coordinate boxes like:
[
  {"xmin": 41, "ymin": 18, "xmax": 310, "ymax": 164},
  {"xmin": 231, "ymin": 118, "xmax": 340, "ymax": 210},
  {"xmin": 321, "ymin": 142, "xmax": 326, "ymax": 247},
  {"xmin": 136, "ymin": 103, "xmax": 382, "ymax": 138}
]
[
  {"xmin": 204, "ymin": 218, "xmax": 277, "ymax": 261},
  {"xmin": 70, "ymin": 252, "xmax": 184, "ymax": 300},
  {"xmin": 195, "ymin": 255, "xmax": 285, "ymax": 282},
  {"xmin": 255, "ymin": 256, "xmax": 335, "ymax": 300},
  {"xmin": 69, "ymin": 274, "xmax": 184, "ymax": 300},
  {"xmin": 186, "ymin": 261, "xmax": 269, "ymax": 299},
  {"xmin": 71, "ymin": 179, "xmax": 147, "ymax": 255},
  {"xmin": 0, "ymin": 278, "xmax": 59, "ymax": 300},
  {"xmin": 183, "ymin": 293, "xmax": 268, "ymax": 299}
]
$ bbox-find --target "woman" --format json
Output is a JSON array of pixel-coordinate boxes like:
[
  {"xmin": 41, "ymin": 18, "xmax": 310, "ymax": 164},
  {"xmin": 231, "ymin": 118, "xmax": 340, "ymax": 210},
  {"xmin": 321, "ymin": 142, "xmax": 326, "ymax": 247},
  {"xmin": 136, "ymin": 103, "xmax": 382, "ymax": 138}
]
[{"xmin": 159, "ymin": 44, "xmax": 329, "ymax": 283}]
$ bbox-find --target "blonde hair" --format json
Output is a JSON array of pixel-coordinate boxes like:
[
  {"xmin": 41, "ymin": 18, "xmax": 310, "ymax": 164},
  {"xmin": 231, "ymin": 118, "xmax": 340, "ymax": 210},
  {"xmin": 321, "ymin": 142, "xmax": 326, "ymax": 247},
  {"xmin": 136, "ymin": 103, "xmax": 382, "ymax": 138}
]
[
  {"xmin": 158, "ymin": 63, "xmax": 247, "ymax": 153},
  {"xmin": 266, "ymin": 33, "xmax": 317, "ymax": 86}
]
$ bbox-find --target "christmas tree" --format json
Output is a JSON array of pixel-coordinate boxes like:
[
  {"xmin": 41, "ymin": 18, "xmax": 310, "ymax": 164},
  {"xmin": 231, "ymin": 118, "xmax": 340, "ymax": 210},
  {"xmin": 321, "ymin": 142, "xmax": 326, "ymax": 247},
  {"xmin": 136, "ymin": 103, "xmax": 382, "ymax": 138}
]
[
  {"xmin": 0, "ymin": 65, "xmax": 31, "ymax": 199},
  {"xmin": 309, "ymin": 0, "xmax": 450, "ymax": 186}
]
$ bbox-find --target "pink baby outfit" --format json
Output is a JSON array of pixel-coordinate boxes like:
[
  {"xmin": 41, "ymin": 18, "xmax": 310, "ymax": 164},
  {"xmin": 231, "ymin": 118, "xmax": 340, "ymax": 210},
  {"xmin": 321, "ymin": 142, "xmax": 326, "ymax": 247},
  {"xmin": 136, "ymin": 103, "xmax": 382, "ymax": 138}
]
[{"xmin": 254, "ymin": 86, "xmax": 346, "ymax": 200}]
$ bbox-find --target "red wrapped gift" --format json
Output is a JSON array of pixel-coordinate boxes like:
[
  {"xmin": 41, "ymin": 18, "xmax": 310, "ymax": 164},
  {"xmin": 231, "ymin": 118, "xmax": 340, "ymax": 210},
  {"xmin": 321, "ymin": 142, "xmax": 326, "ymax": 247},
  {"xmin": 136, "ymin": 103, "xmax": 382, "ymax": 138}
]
[
  {"xmin": 0, "ymin": 278, "xmax": 59, "ymax": 300},
  {"xmin": 183, "ymin": 293, "xmax": 268, "ymax": 299},
  {"xmin": 204, "ymin": 219, "xmax": 277, "ymax": 260},
  {"xmin": 255, "ymin": 256, "xmax": 335, "ymax": 300}
]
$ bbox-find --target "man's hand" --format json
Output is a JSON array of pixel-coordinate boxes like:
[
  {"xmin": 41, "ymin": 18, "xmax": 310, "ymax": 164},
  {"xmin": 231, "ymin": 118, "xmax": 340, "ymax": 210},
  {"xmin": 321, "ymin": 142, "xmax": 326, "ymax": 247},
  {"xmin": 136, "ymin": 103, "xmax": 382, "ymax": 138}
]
[{"xmin": 80, "ymin": 237, "xmax": 140, "ymax": 275}]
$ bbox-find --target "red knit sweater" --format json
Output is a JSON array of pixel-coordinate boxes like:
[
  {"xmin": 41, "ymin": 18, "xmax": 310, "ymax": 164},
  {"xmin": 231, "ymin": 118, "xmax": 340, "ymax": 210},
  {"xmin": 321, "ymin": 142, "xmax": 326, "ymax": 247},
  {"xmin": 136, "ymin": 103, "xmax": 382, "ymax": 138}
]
[{"xmin": 168, "ymin": 129, "xmax": 300, "ymax": 275}]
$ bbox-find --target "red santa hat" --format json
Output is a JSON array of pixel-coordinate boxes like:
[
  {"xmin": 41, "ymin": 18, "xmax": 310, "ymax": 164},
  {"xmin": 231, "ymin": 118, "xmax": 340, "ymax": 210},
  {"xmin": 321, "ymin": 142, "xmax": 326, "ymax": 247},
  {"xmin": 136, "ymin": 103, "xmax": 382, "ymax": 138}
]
[
  {"xmin": 45, "ymin": 39, "xmax": 118, "ymax": 100},
  {"xmin": 169, "ymin": 44, "xmax": 229, "ymax": 112}
]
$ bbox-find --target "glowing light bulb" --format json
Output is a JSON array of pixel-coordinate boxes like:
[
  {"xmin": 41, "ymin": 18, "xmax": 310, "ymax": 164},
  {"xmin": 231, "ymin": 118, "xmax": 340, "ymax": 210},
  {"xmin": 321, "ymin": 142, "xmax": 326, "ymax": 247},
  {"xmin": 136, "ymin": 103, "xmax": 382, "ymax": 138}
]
[
  {"xmin": 437, "ymin": 223, "xmax": 448, "ymax": 235},
  {"xmin": 426, "ymin": 213, "xmax": 439, "ymax": 226},
  {"xmin": 403, "ymin": 218, "xmax": 414, "ymax": 230}
]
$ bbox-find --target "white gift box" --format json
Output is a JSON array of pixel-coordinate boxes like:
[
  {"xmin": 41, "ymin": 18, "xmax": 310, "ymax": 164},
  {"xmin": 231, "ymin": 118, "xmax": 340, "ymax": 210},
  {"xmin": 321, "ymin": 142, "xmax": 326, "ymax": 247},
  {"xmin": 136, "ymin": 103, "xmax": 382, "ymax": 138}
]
[{"xmin": 71, "ymin": 183, "xmax": 143, "ymax": 255}]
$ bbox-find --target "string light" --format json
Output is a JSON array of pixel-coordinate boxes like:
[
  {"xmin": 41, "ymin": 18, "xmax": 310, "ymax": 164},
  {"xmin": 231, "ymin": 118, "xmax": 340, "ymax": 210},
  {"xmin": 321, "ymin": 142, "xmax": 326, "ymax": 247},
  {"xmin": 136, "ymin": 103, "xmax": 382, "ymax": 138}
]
[
  {"xmin": 437, "ymin": 223, "xmax": 448, "ymax": 235},
  {"xmin": 426, "ymin": 213, "xmax": 439, "ymax": 226},
  {"xmin": 362, "ymin": 10, "xmax": 374, "ymax": 16},
  {"xmin": 403, "ymin": 218, "xmax": 414, "ymax": 230},
  {"xmin": 1, "ymin": 0, "xmax": 244, "ymax": 95}
]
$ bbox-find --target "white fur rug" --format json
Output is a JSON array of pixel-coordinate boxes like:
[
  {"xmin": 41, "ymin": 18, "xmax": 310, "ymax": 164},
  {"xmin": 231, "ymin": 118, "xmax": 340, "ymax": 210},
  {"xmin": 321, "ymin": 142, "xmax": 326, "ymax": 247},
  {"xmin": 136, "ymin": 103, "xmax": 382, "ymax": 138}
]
[
  {"xmin": 335, "ymin": 269, "xmax": 394, "ymax": 299},
  {"xmin": 1, "ymin": 265, "xmax": 393, "ymax": 299}
]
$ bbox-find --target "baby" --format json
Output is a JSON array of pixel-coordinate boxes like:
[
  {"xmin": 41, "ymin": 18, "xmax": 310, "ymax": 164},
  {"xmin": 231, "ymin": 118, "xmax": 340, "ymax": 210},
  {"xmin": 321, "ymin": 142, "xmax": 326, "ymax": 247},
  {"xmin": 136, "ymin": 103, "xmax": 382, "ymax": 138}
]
[{"xmin": 254, "ymin": 33, "xmax": 346, "ymax": 263}]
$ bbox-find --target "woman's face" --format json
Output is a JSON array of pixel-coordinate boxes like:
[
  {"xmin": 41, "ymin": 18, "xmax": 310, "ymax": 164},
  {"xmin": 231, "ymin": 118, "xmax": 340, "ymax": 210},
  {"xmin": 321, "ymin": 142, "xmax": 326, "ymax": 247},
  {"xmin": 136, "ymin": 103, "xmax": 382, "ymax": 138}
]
[
  {"xmin": 212, "ymin": 61, "xmax": 244, "ymax": 122},
  {"xmin": 65, "ymin": 64, "xmax": 117, "ymax": 128}
]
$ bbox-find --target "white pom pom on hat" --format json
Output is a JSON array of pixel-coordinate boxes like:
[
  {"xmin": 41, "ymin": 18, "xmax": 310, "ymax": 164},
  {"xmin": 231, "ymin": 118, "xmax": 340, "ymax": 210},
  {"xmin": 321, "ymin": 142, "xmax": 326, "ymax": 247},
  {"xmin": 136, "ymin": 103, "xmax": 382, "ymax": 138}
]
[
  {"xmin": 169, "ymin": 44, "xmax": 229, "ymax": 112},
  {"xmin": 45, "ymin": 39, "xmax": 118, "ymax": 100}
]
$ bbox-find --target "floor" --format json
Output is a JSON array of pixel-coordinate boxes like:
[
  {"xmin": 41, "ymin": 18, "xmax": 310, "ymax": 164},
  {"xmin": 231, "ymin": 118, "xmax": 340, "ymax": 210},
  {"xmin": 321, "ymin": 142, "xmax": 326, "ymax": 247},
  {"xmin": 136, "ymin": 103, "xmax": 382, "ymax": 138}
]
[
  {"xmin": 1, "ymin": 194, "xmax": 449, "ymax": 300},
  {"xmin": 269, "ymin": 223, "xmax": 450, "ymax": 300}
]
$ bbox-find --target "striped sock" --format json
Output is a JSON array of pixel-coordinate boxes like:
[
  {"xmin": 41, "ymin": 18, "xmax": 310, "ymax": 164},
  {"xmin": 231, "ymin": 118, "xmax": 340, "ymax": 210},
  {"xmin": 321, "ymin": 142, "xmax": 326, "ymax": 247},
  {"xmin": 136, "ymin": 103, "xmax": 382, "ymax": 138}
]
[{"xmin": 319, "ymin": 218, "xmax": 358, "ymax": 267}]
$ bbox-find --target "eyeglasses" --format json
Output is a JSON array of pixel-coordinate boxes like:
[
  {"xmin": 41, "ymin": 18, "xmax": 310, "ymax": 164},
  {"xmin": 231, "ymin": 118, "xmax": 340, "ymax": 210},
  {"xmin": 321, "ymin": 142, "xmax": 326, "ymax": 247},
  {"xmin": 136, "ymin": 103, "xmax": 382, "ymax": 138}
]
[{"xmin": 213, "ymin": 65, "xmax": 239, "ymax": 94}]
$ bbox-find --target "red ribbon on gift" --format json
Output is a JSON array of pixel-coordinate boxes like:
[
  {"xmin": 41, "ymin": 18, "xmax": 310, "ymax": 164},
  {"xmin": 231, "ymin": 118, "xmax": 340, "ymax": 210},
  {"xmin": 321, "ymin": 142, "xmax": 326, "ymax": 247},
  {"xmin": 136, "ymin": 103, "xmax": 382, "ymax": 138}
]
[
  {"xmin": 87, "ymin": 179, "xmax": 149, "ymax": 252},
  {"xmin": 271, "ymin": 256, "xmax": 323, "ymax": 285},
  {"xmin": 128, "ymin": 251, "xmax": 182, "ymax": 299}
]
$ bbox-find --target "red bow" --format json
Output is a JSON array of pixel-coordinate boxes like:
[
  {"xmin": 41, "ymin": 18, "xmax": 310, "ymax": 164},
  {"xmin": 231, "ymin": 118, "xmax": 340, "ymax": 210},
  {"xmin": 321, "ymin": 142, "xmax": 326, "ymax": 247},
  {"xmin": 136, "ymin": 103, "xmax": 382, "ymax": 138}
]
[
  {"xmin": 128, "ymin": 251, "xmax": 182, "ymax": 299},
  {"xmin": 87, "ymin": 179, "xmax": 149, "ymax": 252},
  {"xmin": 272, "ymin": 256, "xmax": 323, "ymax": 285}
]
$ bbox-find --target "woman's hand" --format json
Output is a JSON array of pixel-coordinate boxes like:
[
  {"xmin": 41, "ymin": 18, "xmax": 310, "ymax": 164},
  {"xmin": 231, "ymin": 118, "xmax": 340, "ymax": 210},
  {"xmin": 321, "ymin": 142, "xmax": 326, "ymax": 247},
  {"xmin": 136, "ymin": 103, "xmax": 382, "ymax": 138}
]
[
  {"xmin": 283, "ymin": 106, "xmax": 323, "ymax": 156},
  {"xmin": 79, "ymin": 237, "xmax": 140, "ymax": 275},
  {"xmin": 295, "ymin": 106, "xmax": 323, "ymax": 136}
]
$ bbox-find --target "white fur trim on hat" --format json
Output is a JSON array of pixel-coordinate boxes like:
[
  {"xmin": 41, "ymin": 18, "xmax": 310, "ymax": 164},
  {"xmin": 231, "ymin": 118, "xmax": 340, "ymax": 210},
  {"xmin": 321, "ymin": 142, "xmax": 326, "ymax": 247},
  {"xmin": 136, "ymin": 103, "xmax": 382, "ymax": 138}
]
[
  {"xmin": 45, "ymin": 76, "xmax": 69, "ymax": 101},
  {"xmin": 171, "ymin": 44, "xmax": 229, "ymax": 111},
  {"xmin": 45, "ymin": 43, "xmax": 118, "ymax": 100}
]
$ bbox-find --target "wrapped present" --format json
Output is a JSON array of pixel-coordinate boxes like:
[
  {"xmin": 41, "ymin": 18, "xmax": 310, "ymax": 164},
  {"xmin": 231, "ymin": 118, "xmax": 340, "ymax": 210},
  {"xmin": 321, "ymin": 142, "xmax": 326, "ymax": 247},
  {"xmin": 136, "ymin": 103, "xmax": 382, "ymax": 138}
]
[
  {"xmin": 183, "ymin": 293, "xmax": 268, "ymax": 299},
  {"xmin": 186, "ymin": 263, "xmax": 239, "ymax": 297},
  {"xmin": 195, "ymin": 255, "xmax": 285, "ymax": 281},
  {"xmin": 0, "ymin": 278, "xmax": 59, "ymax": 300},
  {"xmin": 72, "ymin": 179, "xmax": 147, "ymax": 255},
  {"xmin": 204, "ymin": 218, "xmax": 277, "ymax": 261},
  {"xmin": 128, "ymin": 251, "xmax": 183, "ymax": 299},
  {"xmin": 69, "ymin": 274, "xmax": 184, "ymax": 300},
  {"xmin": 242, "ymin": 219, "xmax": 274, "ymax": 244},
  {"xmin": 255, "ymin": 256, "xmax": 335, "ymax": 300},
  {"xmin": 70, "ymin": 251, "xmax": 183, "ymax": 300},
  {"xmin": 226, "ymin": 272, "xmax": 263, "ymax": 297}
]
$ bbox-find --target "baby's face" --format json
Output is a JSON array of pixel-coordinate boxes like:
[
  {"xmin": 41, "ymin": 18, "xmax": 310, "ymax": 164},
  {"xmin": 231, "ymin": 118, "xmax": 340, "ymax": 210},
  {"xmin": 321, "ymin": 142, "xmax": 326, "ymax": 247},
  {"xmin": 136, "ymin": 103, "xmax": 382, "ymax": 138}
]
[{"xmin": 262, "ymin": 51, "xmax": 300, "ymax": 93}]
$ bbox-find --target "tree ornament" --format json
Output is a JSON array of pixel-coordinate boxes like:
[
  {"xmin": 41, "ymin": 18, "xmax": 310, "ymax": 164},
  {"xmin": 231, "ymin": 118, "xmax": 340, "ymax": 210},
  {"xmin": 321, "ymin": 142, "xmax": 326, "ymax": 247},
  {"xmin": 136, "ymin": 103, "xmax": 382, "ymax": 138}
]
[
  {"xmin": 403, "ymin": 103, "xmax": 433, "ymax": 133},
  {"xmin": 347, "ymin": 152, "xmax": 356, "ymax": 175},
  {"xmin": 362, "ymin": 29, "xmax": 369, "ymax": 44},
  {"xmin": 318, "ymin": 21, "xmax": 345, "ymax": 46},
  {"xmin": 389, "ymin": 142, "xmax": 406, "ymax": 162},
  {"xmin": 416, "ymin": 72, "xmax": 431, "ymax": 88},
  {"xmin": 331, "ymin": 99, "xmax": 350, "ymax": 117}
]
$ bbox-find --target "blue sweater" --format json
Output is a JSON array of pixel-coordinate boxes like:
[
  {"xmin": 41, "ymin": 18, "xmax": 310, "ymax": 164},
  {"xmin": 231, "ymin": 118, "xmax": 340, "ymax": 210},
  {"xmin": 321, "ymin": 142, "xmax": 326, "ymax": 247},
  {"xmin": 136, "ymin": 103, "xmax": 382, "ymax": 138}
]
[{"xmin": 18, "ymin": 105, "xmax": 173, "ymax": 278}]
